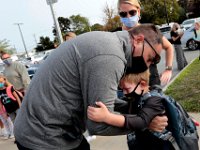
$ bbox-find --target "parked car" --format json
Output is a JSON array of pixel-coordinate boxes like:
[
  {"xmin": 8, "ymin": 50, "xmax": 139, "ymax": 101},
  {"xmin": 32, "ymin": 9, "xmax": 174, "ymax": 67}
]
[
  {"xmin": 181, "ymin": 25, "xmax": 198, "ymax": 50},
  {"xmin": 31, "ymin": 54, "xmax": 46, "ymax": 64},
  {"xmin": 27, "ymin": 64, "xmax": 39, "ymax": 79},
  {"xmin": 181, "ymin": 18, "xmax": 200, "ymax": 30}
]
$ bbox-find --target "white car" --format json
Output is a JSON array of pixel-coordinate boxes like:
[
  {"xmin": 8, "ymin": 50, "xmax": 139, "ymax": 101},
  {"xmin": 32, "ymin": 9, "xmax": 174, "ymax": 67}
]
[
  {"xmin": 31, "ymin": 54, "xmax": 46, "ymax": 64},
  {"xmin": 181, "ymin": 25, "xmax": 198, "ymax": 50},
  {"xmin": 181, "ymin": 18, "xmax": 200, "ymax": 30}
]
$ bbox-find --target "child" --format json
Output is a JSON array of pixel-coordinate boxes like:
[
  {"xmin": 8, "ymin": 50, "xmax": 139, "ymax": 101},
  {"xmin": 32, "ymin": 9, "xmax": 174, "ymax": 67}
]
[
  {"xmin": 87, "ymin": 70, "xmax": 174, "ymax": 150},
  {"xmin": 0, "ymin": 102, "xmax": 14, "ymax": 139},
  {"xmin": 0, "ymin": 74, "xmax": 22, "ymax": 139}
]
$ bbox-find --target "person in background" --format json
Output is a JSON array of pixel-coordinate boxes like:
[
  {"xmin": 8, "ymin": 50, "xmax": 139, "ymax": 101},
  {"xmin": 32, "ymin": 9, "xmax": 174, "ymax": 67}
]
[
  {"xmin": 0, "ymin": 74, "xmax": 23, "ymax": 139},
  {"xmin": 14, "ymin": 24, "xmax": 168, "ymax": 150},
  {"xmin": 0, "ymin": 102, "xmax": 15, "ymax": 139},
  {"xmin": 0, "ymin": 53, "xmax": 30, "ymax": 95},
  {"xmin": 64, "ymin": 32, "xmax": 77, "ymax": 41},
  {"xmin": 116, "ymin": 0, "xmax": 174, "ymax": 86},
  {"xmin": 170, "ymin": 23, "xmax": 188, "ymax": 70},
  {"xmin": 194, "ymin": 22, "xmax": 200, "ymax": 49}
]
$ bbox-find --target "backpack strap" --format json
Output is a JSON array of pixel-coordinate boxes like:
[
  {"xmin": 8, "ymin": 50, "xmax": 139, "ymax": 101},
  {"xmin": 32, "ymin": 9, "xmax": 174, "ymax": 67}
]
[{"xmin": 6, "ymin": 86, "xmax": 16, "ymax": 101}]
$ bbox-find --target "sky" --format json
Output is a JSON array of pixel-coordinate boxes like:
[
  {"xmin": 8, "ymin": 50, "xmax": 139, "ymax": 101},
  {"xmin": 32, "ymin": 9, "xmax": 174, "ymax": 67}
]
[{"xmin": 0, "ymin": 0, "xmax": 117, "ymax": 53}]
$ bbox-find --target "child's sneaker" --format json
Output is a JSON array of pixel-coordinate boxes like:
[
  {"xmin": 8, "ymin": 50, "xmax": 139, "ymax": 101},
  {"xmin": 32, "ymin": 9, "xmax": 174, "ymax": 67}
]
[
  {"xmin": 9, "ymin": 134, "xmax": 15, "ymax": 139},
  {"xmin": 86, "ymin": 135, "xmax": 96, "ymax": 142},
  {"xmin": 0, "ymin": 128, "xmax": 8, "ymax": 137}
]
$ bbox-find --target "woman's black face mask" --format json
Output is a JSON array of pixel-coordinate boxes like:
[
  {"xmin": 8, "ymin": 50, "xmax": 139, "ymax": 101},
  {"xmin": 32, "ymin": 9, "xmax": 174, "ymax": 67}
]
[
  {"xmin": 125, "ymin": 82, "xmax": 144, "ymax": 100},
  {"xmin": 126, "ymin": 42, "xmax": 148, "ymax": 74}
]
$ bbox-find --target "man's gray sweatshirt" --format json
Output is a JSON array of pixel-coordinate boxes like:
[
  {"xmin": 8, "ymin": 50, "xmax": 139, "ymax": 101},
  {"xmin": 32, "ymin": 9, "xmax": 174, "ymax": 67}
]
[{"xmin": 14, "ymin": 31, "xmax": 132, "ymax": 149}]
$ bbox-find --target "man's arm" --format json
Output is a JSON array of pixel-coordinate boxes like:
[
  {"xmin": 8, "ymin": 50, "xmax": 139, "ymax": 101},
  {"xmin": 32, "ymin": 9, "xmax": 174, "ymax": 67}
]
[
  {"xmin": 160, "ymin": 36, "xmax": 174, "ymax": 85},
  {"xmin": 88, "ymin": 97, "xmax": 167, "ymax": 132},
  {"xmin": 86, "ymin": 55, "xmax": 130, "ymax": 136}
]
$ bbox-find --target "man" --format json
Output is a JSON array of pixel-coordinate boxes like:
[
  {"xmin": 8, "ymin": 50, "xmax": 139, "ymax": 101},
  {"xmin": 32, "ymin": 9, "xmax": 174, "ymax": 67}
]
[
  {"xmin": 0, "ymin": 53, "xmax": 30, "ymax": 95},
  {"xmin": 14, "ymin": 24, "xmax": 167, "ymax": 150}
]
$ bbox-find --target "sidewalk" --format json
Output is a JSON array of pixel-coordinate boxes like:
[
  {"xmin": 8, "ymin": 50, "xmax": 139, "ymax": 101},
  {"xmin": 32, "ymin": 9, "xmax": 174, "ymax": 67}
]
[{"xmin": 0, "ymin": 113, "xmax": 199, "ymax": 150}]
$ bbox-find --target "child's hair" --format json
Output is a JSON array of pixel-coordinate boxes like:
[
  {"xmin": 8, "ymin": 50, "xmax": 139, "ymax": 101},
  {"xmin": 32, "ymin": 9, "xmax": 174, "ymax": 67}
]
[
  {"xmin": 0, "ymin": 74, "xmax": 12, "ymax": 87},
  {"xmin": 121, "ymin": 69, "xmax": 150, "ymax": 85}
]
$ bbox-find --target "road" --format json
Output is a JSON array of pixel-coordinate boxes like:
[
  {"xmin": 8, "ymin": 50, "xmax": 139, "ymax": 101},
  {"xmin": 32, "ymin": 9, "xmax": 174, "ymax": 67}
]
[{"xmin": 1, "ymin": 49, "xmax": 199, "ymax": 150}]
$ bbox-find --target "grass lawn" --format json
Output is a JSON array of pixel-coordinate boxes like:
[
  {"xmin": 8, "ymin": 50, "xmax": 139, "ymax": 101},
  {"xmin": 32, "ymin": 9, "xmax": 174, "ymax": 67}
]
[{"xmin": 164, "ymin": 58, "xmax": 200, "ymax": 112}]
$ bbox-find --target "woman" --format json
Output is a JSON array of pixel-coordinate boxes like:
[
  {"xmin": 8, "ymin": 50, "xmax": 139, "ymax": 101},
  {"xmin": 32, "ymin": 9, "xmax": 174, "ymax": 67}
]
[
  {"xmin": 117, "ymin": 0, "xmax": 174, "ymax": 86},
  {"xmin": 194, "ymin": 22, "xmax": 200, "ymax": 49},
  {"xmin": 170, "ymin": 23, "xmax": 187, "ymax": 70}
]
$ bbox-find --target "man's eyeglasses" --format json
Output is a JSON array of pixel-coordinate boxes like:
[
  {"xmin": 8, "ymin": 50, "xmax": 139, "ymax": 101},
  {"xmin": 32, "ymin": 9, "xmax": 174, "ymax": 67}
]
[
  {"xmin": 119, "ymin": 10, "xmax": 137, "ymax": 18},
  {"xmin": 144, "ymin": 39, "xmax": 161, "ymax": 64}
]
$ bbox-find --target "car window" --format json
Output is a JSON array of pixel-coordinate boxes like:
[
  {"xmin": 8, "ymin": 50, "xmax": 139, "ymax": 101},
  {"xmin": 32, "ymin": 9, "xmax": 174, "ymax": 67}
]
[
  {"xmin": 182, "ymin": 20, "xmax": 195, "ymax": 25},
  {"xmin": 159, "ymin": 26, "xmax": 171, "ymax": 33}
]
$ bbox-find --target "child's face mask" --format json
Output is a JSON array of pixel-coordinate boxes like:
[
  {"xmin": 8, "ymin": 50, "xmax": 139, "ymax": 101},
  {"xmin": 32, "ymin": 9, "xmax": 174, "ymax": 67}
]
[
  {"xmin": 0, "ymin": 82, "xmax": 5, "ymax": 88},
  {"xmin": 124, "ymin": 82, "xmax": 144, "ymax": 100}
]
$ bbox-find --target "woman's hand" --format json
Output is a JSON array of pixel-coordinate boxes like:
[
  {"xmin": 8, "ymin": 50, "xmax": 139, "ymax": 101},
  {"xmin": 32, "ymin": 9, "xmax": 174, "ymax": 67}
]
[
  {"xmin": 149, "ymin": 115, "xmax": 168, "ymax": 132},
  {"xmin": 87, "ymin": 101, "xmax": 110, "ymax": 122},
  {"xmin": 160, "ymin": 70, "xmax": 172, "ymax": 85}
]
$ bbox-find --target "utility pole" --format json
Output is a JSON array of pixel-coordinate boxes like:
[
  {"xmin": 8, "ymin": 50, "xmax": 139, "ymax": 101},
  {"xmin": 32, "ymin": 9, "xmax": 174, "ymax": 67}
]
[
  {"xmin": 33, "ymin": 34, "xmax": 37, "ymax": 46},
  {"xmin": 46, "ymin": 0, "xmax": 63, "ymax": 44},
  {"xmin": 14, "ymin": 23, "xmax": 29, "ymax": 57},
  {"xmin": 164, "ymin": 0, "xmax": 170, "ymax": 25}
]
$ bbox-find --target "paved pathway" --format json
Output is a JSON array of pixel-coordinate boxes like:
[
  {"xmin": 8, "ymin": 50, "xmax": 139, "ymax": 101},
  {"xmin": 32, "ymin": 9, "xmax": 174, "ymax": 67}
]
[{"xmin": 1, "ymin": 49, "xmax": 199, "ymax": 150}]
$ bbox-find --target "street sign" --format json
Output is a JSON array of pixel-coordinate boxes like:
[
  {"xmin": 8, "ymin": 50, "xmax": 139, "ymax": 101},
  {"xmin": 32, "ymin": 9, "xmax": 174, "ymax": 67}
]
[{"xmin": 46, "ymin": 0, "xmax": 58, "ymax": 5}]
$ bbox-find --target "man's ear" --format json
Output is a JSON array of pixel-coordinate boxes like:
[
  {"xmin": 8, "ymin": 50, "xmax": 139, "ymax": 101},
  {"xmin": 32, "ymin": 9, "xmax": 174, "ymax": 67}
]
[{"xmin": 132, "ymin": 34, "xmax": 144, "ymax": 45}]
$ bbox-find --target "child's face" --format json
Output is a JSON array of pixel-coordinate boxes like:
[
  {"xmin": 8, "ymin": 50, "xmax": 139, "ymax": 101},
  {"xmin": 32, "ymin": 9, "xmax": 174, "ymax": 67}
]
[
  {"xmin": 120, "ymin": 80, "xmax": 140, "ymax": 94},
  {"xmin": 0, "ymin": 78, "xmax": 5, "ymax": 88}
]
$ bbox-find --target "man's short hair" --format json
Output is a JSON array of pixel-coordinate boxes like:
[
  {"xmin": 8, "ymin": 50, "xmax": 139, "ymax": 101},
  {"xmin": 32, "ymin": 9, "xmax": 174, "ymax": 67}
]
[{"xmin": 128, "ymin": 24, "xmax": 163, "ymax": 45}]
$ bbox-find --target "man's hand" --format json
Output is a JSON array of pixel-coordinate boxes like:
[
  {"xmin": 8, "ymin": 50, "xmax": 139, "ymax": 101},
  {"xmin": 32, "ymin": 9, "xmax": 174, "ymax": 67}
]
[
  {"xmin": 160, "ymin": 70, "xmax": 172, "ymax": 85},
  {"xmin": 149, "ymin": 116, "xmax": 168, "ymax": 132}
]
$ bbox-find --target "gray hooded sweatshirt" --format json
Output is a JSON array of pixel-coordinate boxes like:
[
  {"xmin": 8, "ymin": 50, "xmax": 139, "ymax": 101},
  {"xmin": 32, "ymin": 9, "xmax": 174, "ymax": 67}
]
[{"xmin": 14, "ymin": 31, "xmax": 132, "ymax": 150}]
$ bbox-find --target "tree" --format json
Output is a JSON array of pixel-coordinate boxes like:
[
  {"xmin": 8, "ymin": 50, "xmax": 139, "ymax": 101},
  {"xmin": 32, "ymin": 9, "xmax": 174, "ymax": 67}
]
[
  {"xmin": 52, "ymin": 17, "xmax": 71, "ymax": 37},
  {"xmin": 140, "ymin": 0, "xmax": 183, "ymax": 25},
  {"xmin": 0, "ymin": 39, "xmax": 16, "ymax": 54},
  {"xmin": 35, "ymin": 36, "xmax": 54, "ymax": 52},
  {"xmin": 102, "ymin": 3, "xmax": 122, "ymax": 31},
  {"xmin": 70, "ymin": 15, "xmax": 91, "ymax": 35},
  {"xmin": 90, "ymin": 23, "xmax": 104, "ymax": 31}
]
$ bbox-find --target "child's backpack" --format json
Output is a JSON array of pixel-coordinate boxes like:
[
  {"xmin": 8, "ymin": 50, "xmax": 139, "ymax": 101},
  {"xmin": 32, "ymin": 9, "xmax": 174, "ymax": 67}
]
[
  {"xmin": 6, "ymin": 86, "xmax": 23, "ymax": 102},
  {"xmin": 0, "ymin": 86, "xmax": 23, "ymax": 113},
  {"xmin": 141, "ymin": 89, "xmax": 199, "ymax": 150}
]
